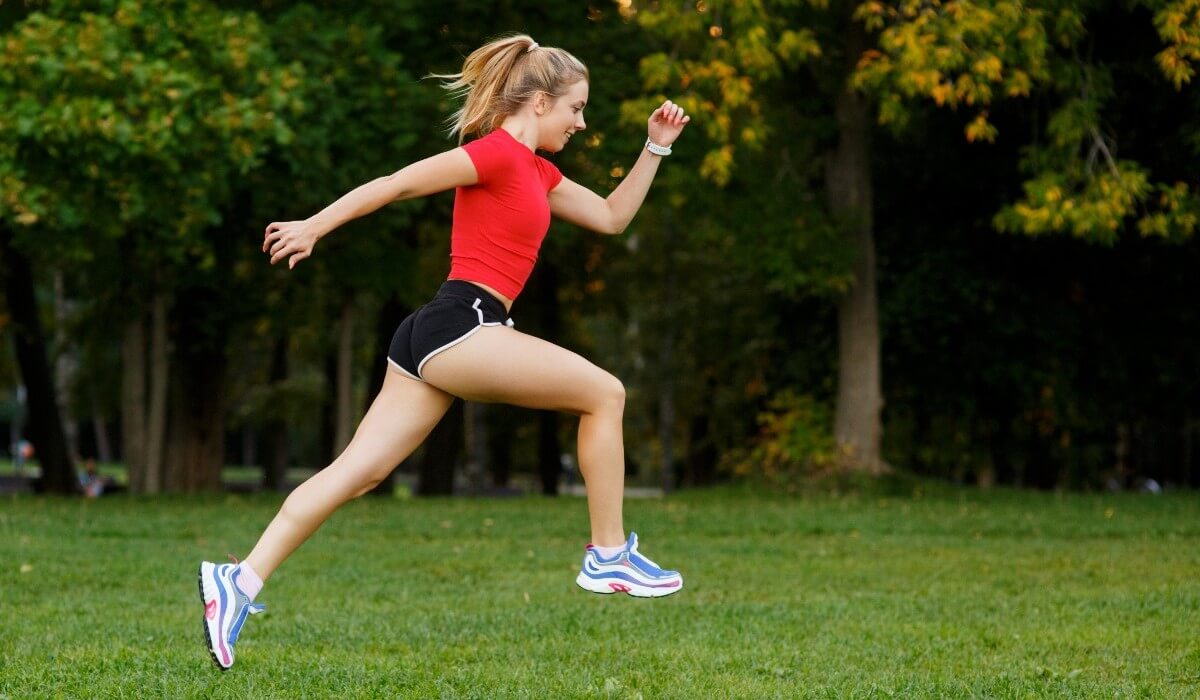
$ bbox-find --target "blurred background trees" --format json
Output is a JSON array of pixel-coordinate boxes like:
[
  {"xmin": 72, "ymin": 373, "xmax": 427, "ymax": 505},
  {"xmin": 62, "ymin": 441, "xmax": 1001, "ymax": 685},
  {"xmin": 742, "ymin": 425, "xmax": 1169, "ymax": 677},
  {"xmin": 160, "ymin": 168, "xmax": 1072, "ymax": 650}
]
[{"xmin": 1, "ymin": 0, "xmax": 1196, "ymax": 494}]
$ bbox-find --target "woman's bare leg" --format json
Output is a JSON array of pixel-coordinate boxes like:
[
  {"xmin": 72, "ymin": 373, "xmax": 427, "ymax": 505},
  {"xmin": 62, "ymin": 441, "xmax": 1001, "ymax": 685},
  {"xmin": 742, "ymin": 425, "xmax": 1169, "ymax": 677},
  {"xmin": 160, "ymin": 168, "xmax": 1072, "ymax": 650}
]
[
  {"xmin": 244, "ymin": 368, "xmax": 454, "ymax": 581},
  {"xmin": 420, "ymin": 326, "xmax": 627, "ymax": 547}
]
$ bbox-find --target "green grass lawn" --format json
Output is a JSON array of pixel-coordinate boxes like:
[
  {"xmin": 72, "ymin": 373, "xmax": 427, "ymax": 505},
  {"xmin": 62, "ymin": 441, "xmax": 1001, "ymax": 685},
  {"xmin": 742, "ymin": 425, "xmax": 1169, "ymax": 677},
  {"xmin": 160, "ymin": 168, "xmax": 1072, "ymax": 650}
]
[{"xmin": 1, "ymin": 481, "xmax": 1197, "ymax": 699}]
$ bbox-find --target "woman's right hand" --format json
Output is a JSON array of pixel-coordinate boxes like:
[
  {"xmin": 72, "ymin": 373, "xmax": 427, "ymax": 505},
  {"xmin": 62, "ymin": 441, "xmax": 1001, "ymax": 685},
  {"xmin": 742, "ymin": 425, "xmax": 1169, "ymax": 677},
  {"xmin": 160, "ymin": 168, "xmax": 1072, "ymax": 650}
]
[{"xmin": 263, "ymin": 219, "xmax": 321, "ymax": 269}]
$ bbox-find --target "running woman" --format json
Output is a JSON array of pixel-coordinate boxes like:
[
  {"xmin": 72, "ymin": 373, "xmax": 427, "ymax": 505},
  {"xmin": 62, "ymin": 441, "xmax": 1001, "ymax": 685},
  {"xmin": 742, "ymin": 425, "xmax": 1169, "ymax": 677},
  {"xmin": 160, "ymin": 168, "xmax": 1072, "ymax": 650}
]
[{"xmin": 199, "ymin": 33, "xmax": 690, "ymax": 670}]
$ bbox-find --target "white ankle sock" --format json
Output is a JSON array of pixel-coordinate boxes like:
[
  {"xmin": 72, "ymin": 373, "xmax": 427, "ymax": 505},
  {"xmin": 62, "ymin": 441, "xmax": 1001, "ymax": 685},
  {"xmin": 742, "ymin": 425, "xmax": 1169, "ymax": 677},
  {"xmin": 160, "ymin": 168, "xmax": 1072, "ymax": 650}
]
[
  {"xmin": 592, "ymin": 544, "xmax": 625, "ymax": 559},
  {"xmin": 235, "ymin": 562, "xmax": 264, "ymax": 601}
]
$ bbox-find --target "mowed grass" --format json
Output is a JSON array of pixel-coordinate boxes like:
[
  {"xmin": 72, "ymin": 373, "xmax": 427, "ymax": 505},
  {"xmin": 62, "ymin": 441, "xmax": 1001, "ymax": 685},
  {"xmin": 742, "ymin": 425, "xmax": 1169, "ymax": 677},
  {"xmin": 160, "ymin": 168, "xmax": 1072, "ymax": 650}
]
[{"xmin": 1, "ymin": 480, "xmax": 1198, "ymax": 699}]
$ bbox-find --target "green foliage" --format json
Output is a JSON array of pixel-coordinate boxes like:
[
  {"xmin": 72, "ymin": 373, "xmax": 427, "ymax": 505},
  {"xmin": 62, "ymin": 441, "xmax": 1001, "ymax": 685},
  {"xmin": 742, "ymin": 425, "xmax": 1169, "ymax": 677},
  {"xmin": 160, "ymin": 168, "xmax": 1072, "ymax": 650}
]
[
  {"xmin": 627, "ymin": 0, "xmax": 824, "ymax": 187},
  {"xmin": 852, "ymin": 0, "xmax": 1200, "ymax": 243},
  {"xmin": 722, "ymin": 390, "xmax": 840, "ymax": 487},
  {"xmin": 853, "ymin": 0, "xmax": 1049, "ymax": 140},
  {"xmin": 1153, "ymin": 0, "xmax": 1200, "ymax": 88},
  {"xmin": 0, "ymin": 0, "xmax": 302, "ymax": 249},
  {"xmin": 993, "ymin": 161, "xmax": 1153, "ymax": 244}
]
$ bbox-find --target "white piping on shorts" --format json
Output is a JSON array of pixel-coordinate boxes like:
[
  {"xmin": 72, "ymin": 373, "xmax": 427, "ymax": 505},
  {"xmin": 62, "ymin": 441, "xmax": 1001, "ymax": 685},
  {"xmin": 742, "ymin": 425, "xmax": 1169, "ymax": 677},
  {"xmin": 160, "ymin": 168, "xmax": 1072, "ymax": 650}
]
[
  {"xmin": 386, "ymin": 357, "xmax": 422, "ymax": 381},
  {"xmin": 414, "ymin": 298, "xmax": 514, "ymax": 380}
]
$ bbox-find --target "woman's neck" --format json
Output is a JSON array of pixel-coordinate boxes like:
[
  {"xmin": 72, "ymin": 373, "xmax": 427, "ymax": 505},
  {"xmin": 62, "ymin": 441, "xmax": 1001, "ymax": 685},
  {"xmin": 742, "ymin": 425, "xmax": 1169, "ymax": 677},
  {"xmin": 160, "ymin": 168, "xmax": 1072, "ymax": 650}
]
[{"xmin": 498, "ymin": 114, "xmax": 539, "ymax": 153}]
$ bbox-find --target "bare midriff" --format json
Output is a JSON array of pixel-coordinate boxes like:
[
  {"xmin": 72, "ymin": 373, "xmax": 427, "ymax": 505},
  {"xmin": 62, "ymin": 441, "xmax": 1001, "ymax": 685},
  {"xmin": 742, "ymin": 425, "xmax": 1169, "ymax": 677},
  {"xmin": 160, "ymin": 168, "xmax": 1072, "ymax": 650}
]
[{"xmin": 449, "ymin": 278, "xmax": 514, "ymax": 314}]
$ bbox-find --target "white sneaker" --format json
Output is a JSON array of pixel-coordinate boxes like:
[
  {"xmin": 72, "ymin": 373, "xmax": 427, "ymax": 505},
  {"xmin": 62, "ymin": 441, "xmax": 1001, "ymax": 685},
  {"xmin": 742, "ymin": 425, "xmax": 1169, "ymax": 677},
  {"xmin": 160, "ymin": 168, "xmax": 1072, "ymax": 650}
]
[
  {"xmin": 198, "ymin": 561, "xmax": 265, "ymax": 670},
  {"xmin": 575, "ymin": 532, "xmax": 683, "ymax": 598}
]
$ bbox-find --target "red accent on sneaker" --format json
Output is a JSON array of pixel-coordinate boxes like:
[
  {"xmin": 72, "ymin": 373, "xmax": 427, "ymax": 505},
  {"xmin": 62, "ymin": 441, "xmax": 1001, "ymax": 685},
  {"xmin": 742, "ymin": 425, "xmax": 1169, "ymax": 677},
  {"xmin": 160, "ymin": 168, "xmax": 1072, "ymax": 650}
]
[
  {"xmin": 608, "ymin": 583, "xmax": 632, "ymax": 593},
  {"xmin": 205, "ymin": 598, "xmax": 217, "ymax": 620}
]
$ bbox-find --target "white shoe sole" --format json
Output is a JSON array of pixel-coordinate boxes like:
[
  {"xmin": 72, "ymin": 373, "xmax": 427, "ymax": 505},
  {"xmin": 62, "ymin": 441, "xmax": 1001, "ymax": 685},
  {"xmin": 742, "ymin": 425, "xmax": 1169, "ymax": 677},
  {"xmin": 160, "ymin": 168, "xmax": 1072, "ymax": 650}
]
[
  {"xmin": 199, "ymin": 562, "xmax": 235, "ymax": 670},
  {"xmin": 575, "ymin": 571, "xmax": 683, "ymax": 598}
]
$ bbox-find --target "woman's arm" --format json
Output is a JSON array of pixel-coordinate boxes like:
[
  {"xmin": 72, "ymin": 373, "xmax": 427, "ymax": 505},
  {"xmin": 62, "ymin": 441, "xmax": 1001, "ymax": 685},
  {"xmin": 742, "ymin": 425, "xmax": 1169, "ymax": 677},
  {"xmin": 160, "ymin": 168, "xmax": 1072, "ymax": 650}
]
[
  {"xmin": 263, "ymin": 148, "xmax": 478, "ymax": 268},
  {"xmin": 549, "ymin": 99, "xmax": 690, "ymax": 236}
]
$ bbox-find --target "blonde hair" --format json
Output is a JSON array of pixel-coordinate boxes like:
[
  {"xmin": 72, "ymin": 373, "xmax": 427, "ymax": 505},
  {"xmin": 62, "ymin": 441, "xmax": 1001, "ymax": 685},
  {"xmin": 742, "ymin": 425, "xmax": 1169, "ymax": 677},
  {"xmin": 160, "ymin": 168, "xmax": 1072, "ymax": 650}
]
[{"xmin": 431, "ymin": 34, "xmax": 589, "ymax": 143}]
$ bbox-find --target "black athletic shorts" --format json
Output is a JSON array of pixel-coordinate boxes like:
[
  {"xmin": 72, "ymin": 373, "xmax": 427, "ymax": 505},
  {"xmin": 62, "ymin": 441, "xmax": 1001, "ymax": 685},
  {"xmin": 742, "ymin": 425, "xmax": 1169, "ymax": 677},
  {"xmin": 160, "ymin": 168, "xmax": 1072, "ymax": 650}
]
[{"xmin": 387, "ymin": 280, "xmax": 514, "ymax": 381}]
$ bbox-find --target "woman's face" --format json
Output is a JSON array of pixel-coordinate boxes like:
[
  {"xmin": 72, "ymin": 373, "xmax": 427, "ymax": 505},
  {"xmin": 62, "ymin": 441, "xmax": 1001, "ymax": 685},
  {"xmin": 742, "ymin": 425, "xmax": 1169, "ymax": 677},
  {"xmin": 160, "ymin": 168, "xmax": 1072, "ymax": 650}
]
[{"xmin": 538, "ymin": 79, "xmax": 588, "ymax": 153}]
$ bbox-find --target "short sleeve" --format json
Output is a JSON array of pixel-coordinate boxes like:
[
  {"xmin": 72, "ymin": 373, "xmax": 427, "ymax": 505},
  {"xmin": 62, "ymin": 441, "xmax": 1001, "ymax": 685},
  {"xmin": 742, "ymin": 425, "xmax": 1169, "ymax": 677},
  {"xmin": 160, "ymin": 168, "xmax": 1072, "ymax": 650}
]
[
  {"xmin": 462, "ymin": 135, "xmax": 507, "ymax": 185},
  {"xmin": 536, "ymin": 156, "xmax": 563, "ymax": 192}
]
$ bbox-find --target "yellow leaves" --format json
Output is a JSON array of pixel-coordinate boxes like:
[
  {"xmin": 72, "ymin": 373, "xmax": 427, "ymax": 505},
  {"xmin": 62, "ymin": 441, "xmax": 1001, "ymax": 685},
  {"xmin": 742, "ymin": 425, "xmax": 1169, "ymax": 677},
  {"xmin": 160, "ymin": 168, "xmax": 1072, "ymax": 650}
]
[
  {"xmin": 1138, "ymin": 182, "xmax": 1199, "ymax": 239},
  {"xmin": 1151, "ymin": 1, "xmax": 1200, "ymax": 88},
  {"xmin": 700, "ymin": 145, "xmax": 735, "ymax": 187},
  {"xmin": 995, "ymin": 163, "xmax": 1158, "ymax": 243},
  {"xmin": 777, "ymin": 29, "xmax": 822, "ymax": 65},
  {"xmin": 852, "ymin": 0, "xmax": 1047, "ymax": 142},
  {"xmin": 1005, "ymin": 69, "xmax": 1032, "ymax": 97},
  {"xmin": 1157, "ymin": 46, "xmax": 1196, "ymax": 88},
  {"xmin": 972, "ymin": 54, "xmax": 1003, "ymax": 81},
  {"xmin": 931, "ymin": 82, "xmax": 954, "ymax": 106},
  {"xmin": 965, "ymin": 112, "xmax": 997, "ymax": 142}
]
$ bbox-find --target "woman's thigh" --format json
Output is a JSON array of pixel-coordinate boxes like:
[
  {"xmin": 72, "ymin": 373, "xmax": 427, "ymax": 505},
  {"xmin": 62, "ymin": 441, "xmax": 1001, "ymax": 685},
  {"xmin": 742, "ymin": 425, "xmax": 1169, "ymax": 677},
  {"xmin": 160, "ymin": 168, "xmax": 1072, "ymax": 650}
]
[
  {"xmin": 338, "ymin": 367, "xmax": 456, "ymax": 475},
  {"xmin": 419, "ymin": 326, "xmax": 622, "ymax": 415}
]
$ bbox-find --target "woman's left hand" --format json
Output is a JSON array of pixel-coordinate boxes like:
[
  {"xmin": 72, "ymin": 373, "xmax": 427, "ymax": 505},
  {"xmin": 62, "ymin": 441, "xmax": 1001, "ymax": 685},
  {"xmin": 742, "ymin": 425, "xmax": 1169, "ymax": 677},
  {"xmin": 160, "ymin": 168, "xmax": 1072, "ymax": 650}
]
[{"xmin": 648, "ymin": 99, "xmax": 691, "ymax": 147}]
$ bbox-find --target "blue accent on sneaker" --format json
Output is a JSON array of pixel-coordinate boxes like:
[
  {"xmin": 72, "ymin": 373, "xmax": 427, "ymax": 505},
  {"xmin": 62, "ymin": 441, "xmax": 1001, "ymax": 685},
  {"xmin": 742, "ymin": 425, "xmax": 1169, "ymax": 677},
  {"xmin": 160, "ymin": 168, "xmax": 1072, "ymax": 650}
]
[
  {"xmin": 228, "ymin": 567, "xmax": 264, "ymax": 647},
  {"xmin": 576, "ymin": 532, "xmax": 683, "ymax": 597},
  {"xmin": 200, "ymin": 561, "xmax": 266, "ymax": 670}
]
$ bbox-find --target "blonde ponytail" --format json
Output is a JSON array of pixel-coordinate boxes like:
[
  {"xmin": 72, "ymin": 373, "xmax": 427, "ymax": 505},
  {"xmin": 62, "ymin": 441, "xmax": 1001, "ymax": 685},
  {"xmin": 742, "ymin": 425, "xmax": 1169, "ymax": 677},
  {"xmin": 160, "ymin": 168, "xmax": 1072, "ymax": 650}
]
[{"xmin": 430, "ymin": 33, "xmax": 589, "ymax": 143}]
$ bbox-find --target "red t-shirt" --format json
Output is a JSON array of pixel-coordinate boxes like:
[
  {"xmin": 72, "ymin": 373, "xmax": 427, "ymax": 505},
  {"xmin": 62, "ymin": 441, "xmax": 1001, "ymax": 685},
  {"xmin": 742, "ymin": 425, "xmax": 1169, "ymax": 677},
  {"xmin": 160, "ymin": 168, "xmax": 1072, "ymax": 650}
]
[{"xmin": 450, "ymin": 128, "xmax": 564, "ymax": 300}]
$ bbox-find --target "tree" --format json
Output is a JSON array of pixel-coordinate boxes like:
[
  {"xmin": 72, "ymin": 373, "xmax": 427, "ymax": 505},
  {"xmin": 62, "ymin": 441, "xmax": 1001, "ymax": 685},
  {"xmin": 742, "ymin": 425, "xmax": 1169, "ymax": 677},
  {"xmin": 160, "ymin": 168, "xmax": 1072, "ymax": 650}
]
[
  {"xmin": 0, "ymin": 0, "xmax": 302, "ymax": 492},
  {"xmin": 626, "ymin": 0, "xmax": 1199, "ymax": 478}
]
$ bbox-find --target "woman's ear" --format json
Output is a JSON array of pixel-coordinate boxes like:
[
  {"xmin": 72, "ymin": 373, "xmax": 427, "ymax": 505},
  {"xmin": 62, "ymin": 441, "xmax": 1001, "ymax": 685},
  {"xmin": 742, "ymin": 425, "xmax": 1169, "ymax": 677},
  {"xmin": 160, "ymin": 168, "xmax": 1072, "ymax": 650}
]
[{"xmin": 533, "ymin": 91, "xmax": 549, "ymax": 116}]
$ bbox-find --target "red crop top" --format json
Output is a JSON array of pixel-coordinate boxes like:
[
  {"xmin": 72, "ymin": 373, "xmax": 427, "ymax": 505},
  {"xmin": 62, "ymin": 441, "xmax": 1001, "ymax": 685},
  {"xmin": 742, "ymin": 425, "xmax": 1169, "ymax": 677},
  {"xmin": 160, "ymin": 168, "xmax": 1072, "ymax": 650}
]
[{"xmin": 449, "ymin": 128, "xmax": 564, "ymax": 300}]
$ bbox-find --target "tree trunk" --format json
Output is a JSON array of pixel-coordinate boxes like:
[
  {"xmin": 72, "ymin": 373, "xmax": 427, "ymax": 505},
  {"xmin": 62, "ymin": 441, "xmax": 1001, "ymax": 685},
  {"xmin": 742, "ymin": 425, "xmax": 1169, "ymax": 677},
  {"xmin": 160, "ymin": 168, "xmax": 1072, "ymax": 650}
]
[
  {"xmin": 659, "ymin": 213, "xmax": 677, "ymax": 493},
  {"xmin": 145, "ymin": 293, "xmax": 169, "ymax": 491},
  {"xmin": 526, "ymin": 262, "xmax": 563, "ymax": 495},
  {"xmin": 489, "ymin": 407, "xmax": 513, "ymax": 489},
  {"xmin": 163, "ymin": 351, "xmax": 226, "ymax": 492},
  {"xmin": 417, "ymin": 399, "xmax": 462, "ymax": 496},
  {"xmin": 122, "ymin": 317, "xmax": 148, "ymax": 490},
  {"xmin": 826, "ymin": 21, "xmax": 887, "ymax": 475},
  {"xmin": 321, "ymin": 351, "xmax": 337, "ymax": 464},
  {"xmin": 0, "ymin": 225, "xmax": 77, "ymax": 493},
  {"xmin": 262, "ymin": 334, "xmax": 290, "ymax": 492},
  {"xmin": 537, "ymin": 411, "xmax": 561, "ymax": 495},
  {"xmin": 334, "ymin": 299, "xmax": 356, "ymax": 456},
  {"xmin": 463, "ymin": 401, "xmax": 489, "ymax": 495},
  {"xmin": 686, "ymin": 407, "xmax": 718, "ymax": 487},
  {"xmin": 162, "ymin": 290, "xmax": 226, "ymax": 493},
  {"xmin": 92, "ymin": 415, "xmax": 114, "ymax": 463},
  {"xmin": 366, "ymin": 297, "xmax": 411, "ymax": 496},
  {"xmin": 52, "ymin": 271, "xmax": 79, "ymax": 460}
]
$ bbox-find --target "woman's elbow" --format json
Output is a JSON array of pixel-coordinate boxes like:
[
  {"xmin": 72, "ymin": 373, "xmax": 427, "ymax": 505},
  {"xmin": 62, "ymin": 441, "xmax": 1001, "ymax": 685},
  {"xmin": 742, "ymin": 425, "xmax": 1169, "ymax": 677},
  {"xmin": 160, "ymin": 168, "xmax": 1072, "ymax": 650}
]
[
  {"xmin": 606, "ymin": 209, "xmax": 627, "ymax": 235},
  {"xmin": 384, "ymin": 173, "xmax": 412, "ymax": 203}
]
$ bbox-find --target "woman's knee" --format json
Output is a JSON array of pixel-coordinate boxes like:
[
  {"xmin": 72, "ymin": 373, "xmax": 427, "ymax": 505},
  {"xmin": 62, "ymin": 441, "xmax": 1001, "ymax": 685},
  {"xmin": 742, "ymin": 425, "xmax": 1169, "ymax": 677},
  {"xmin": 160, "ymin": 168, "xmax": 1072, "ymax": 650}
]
[{"xmin": 589, "ymin": 372, "xmax": 626, "ymax": 416}]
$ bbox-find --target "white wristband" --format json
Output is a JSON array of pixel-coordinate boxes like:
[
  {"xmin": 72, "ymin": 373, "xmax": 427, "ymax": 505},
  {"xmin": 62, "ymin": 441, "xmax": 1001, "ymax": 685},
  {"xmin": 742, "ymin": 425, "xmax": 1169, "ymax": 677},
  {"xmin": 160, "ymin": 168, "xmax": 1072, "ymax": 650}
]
[{"xmin": 645, "ymin": 138, "xmax": 672, "ymax": 156}]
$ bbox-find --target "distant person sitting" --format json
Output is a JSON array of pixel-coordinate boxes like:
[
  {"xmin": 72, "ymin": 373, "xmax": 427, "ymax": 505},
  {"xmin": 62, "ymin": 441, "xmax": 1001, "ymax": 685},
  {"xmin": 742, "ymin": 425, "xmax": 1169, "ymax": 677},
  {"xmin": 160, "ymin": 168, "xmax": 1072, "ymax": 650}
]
[
  {"xmin": 78, "ymin": 459, "xmax": 113, "ymax": 498},
  {"xmin": 14, "ymin": 438, "xmax": 35, "ymax": 471}
]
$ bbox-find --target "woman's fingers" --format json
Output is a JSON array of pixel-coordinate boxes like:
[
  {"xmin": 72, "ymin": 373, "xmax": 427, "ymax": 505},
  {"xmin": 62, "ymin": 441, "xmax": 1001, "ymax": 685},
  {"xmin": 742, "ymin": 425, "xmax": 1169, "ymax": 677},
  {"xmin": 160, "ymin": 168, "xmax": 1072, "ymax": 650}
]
[
  {"xmin": 262, "ymin": 221, "xmax": 312, "ymax": 269},
  {"xmin": 271, "ymin": 243, "xmax": 294, "ymax": 265},
  {"xmin": 652, "ymin": 100, "xmax": 687, "ymax": 126}
]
